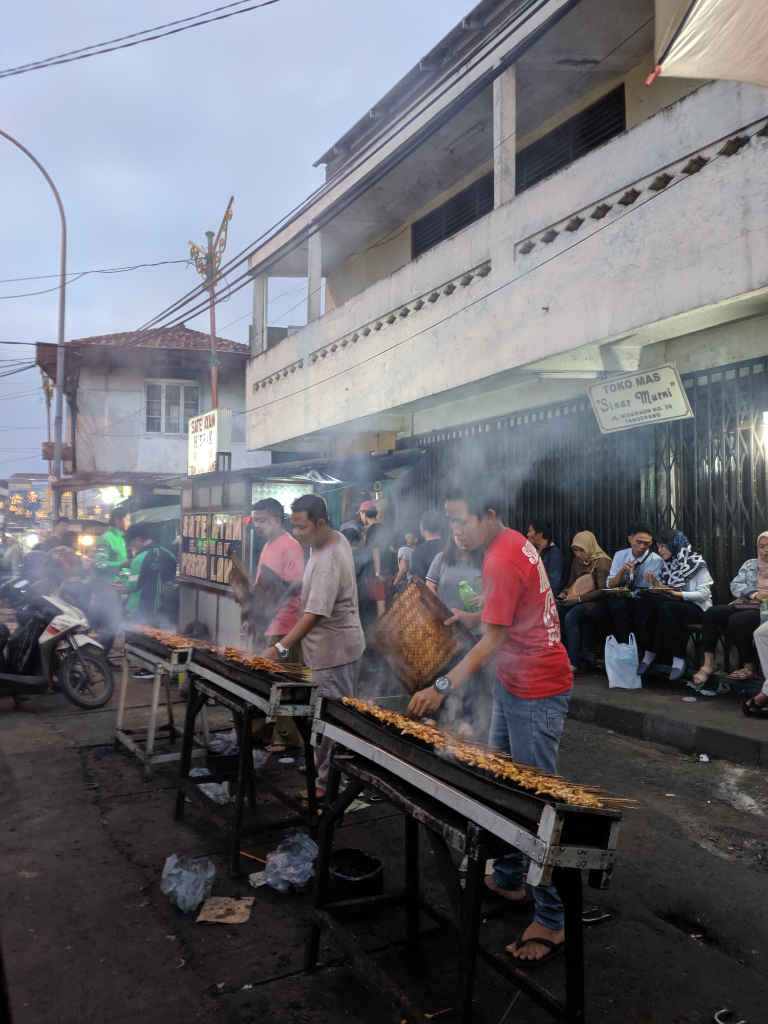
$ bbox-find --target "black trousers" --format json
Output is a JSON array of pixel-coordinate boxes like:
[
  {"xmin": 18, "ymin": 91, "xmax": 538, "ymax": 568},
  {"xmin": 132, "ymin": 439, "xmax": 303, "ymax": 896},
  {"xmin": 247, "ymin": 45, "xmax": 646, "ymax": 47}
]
[
  {"xmin": 635, "ymin": 596, "xmax": 703, "ymax": 658},
  {"xmin": 701, "ymin": 604, "xmax": 759, "ymax": 663},
  {"xmin": 586, "ymin": 597, "xmax": 638, "ymax": 645}
]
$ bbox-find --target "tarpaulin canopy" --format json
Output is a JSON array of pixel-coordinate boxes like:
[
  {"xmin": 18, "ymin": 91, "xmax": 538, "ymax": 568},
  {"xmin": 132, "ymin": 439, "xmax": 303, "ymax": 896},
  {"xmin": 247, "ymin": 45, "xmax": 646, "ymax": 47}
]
[{"xmin": 652, "ymin": 0, "xmax": 768, "ymax": 87}]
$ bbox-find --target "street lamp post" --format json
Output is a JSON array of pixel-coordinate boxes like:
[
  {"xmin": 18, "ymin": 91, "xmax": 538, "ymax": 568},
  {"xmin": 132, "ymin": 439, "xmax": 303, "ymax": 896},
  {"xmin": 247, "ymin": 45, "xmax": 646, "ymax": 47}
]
[{"xmin": 0, "ymin": 129, "xmax": 67, "ymax": 518}]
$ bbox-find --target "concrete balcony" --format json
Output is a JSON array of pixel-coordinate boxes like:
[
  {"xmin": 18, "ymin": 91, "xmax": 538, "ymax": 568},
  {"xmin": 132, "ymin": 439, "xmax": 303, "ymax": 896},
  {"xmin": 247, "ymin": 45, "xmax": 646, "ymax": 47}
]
[{"xmin": 246, "ymin": 79, "xmax": 768, "ymax": 451}]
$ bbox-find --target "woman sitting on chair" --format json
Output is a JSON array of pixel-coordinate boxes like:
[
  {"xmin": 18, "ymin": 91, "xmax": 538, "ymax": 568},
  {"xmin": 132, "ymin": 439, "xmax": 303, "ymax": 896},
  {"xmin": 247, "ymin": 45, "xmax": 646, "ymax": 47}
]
[
  {"xmin": 636, "ymin": 529, "xmax": 713, "ymax": 681},
  {"xmin": 691, "ymin": 531, "xmax": 768, "ymax": 689},
  {"xmin": 556, "ymin": 532, "xmax": 612, "ymax": 674}
]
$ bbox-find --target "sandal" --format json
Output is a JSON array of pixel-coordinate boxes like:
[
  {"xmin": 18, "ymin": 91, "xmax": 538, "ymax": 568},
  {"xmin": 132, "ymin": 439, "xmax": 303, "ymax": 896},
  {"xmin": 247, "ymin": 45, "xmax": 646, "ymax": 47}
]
[
  {"xmin": 741, "ymin": 697, "xmax": 768, "ymax": 718},
  {"xmin": 729, "ymin": 668, "xmax": 758, "ymax": 681},
  {"xmin": 691, "ymin": 666, "xmax": 714, "ymax": 688},
  {"xmin": 506, "ymin": 933, "xmax": 566, "ymax": 968}
]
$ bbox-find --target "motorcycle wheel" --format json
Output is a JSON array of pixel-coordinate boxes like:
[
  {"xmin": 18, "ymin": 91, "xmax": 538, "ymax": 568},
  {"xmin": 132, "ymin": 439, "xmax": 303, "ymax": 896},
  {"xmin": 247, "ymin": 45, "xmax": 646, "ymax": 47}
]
[{"xmin": 59, "ymin": 650, "xmax": 115, "ymax": 709}]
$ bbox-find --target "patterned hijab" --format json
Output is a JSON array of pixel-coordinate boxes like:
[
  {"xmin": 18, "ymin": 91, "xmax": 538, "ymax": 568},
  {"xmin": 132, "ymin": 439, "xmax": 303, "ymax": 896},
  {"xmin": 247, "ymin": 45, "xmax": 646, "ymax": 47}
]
[{"xmin": 656, "ymin": 529, "xmax": 706, "ymax": 588}]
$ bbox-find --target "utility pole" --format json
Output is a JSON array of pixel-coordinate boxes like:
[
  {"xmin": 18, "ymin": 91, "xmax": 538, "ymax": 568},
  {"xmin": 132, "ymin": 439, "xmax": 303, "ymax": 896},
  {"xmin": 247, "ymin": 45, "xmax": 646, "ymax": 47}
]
[
  {"xmin": 40, "ymin": 368, "xmax": 54, "ymax": 494},
  {"xmin": 189, "ymin": 197, "xmax": 233, "ymax": 411},
  {"xmin": 0, "ymin": 129, "xmax": 66, "ymax": 519}
]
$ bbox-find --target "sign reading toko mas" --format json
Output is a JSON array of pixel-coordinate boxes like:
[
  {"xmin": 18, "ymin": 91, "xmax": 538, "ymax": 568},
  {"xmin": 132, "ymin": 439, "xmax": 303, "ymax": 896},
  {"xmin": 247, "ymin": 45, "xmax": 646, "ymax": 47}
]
[
  {"xmin": 187, "ymin": 408, "xmax": 232, "ymax": 475},
  {"xmin": 587, "ymin": 363, "xmax": 693, "ymax": 434}
]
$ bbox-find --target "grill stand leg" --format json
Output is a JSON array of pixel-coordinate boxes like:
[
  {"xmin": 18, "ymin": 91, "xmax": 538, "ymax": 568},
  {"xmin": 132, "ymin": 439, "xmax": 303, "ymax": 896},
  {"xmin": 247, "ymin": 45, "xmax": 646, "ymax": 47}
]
[
  {"xmin": 307, "ymin": 757, "xmax": 342, "ymax": 970},
  {"xmin": 164, "ymin": 672, "xmax": 177, "ymax": 743},
  {"xmin": 555, "ymin": 867, "xmax": 585, "ymax": 1022},
  {"xmin": 143, "ymin": 665, "xmax": 163, "ymax": 778},
  {"xmin": 453, "ymin": 823, "xmax": 487, "ymax": 1024},
  {"xmin": 405, "ymin": 816, "xmax": 419, "ymax": 956},
  {"xmin": 230, "ymin": 705, "xmax": 254, "ymax": 876},
  {"xmin": 297, "ymin": 717, "xmax": 318, "ymax": 827},
  {"xmin": 175, "ymin": 680, "xmax": 207, "ymax": 821},
  {"xmin": 114, "ymin": 657, "xmax": 129, "ymax": 750}
]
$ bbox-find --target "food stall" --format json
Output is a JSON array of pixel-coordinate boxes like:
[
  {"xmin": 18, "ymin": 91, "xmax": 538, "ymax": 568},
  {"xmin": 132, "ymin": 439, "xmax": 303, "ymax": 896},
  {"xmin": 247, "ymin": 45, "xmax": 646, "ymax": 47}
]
[{"xmin": 176, "ymin": 450, "xmax": 424, "ymax": 646}]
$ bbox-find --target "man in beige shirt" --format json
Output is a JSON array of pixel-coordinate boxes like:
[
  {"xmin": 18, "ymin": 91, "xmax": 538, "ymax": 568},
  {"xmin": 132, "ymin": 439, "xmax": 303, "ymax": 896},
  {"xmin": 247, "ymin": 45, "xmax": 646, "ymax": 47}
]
[{"xmin": 263, "ymin": 494, "xmax": 365, "ymax": 797}]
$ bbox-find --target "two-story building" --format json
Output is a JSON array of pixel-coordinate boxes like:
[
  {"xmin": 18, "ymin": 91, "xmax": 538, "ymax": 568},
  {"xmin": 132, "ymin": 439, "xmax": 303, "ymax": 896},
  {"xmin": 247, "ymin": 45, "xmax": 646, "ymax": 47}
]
[
  {"xmin": 37, "ymin": 325, "xmax": 270, "ymax": 514},
  {"xmin": 243, "ymin": 0, "xmax": 768, "ymax": 595}
]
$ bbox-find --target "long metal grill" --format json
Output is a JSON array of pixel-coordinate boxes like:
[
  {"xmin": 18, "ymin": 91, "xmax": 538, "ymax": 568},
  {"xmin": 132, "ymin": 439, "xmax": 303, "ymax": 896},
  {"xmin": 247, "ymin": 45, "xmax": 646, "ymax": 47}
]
[{"xmin": 396, "ymin": 355, "xmax": 768, "ymax": 602}]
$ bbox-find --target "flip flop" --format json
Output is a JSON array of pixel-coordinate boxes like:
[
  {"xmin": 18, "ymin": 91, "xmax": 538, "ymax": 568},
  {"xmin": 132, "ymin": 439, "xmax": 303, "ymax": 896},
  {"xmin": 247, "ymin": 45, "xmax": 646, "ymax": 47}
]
[
  {"xmin": 506, "ymin": 933, "xmax": 566, "ymax": 968},
  {"xmin": 741, "ymin": 697, "xmax": 768, "ymax": 718}
]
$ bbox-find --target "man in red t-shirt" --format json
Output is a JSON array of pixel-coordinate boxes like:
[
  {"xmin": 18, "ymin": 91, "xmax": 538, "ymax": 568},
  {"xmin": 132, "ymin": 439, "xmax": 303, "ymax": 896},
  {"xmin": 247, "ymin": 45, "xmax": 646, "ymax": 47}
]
[
  {"xmin": 408, "ymin": 486, "xmax": 573, "ymax": 966},
  {"xmin": 251, "ymin": 498, "xmax": 305, "ymax": 752}
]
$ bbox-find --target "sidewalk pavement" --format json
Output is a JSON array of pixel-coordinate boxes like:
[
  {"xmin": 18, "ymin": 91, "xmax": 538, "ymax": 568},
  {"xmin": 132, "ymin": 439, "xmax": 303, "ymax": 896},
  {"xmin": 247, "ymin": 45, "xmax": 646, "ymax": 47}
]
[{"xmin": 570, "ymin": 669, "xmax": 768, "ymax": 766}]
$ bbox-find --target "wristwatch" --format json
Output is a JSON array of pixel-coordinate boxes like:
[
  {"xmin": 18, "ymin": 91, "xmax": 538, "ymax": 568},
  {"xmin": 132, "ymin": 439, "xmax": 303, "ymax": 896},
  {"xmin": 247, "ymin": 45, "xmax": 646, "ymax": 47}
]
[
  {"xmin": 434, "ymin": 676, "xmax": 451, "ymax": 693},
  {"xmin": 275, "ymin": 642, "xmax": 290, "ymax": 660}
]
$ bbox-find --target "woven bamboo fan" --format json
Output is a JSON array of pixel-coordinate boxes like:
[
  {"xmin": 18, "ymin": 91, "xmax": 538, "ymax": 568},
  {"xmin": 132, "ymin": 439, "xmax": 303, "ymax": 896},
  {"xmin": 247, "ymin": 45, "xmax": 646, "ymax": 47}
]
[{"xmin": 370, "ymin": 577, "xmax": 471, "ymax": 694}]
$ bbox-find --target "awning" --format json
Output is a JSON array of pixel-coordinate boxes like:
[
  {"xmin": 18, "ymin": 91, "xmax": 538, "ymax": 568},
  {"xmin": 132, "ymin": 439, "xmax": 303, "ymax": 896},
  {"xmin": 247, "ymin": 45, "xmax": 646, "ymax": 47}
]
[
  {"xmin": 651, "ymin": 0, "xmax": 768, "ymax": 87},
  {"xmin": 131, "ymin": 504, "xmax": 181, "ymax": 523},
  {"xmin": 247, "ymin": 448, "xmax": 426, "ymax": 483},
  {"xmin": 51, "ymin": 471, "xmax": 179, "ymax": 492}
]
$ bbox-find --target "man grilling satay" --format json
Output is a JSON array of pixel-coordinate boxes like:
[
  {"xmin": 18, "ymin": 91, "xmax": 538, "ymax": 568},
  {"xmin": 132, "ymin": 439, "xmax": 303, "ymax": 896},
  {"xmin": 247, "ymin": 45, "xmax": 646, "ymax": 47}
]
[{"xmin": 407, "ymin": 480, "xmax": 573, "ymax": 966}]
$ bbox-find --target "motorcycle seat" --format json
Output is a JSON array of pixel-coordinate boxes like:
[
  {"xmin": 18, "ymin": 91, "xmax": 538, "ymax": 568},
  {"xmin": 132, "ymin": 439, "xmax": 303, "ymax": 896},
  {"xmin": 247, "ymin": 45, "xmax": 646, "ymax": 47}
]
[{"xmin": 0, "ymin": 674, "xmax": 48, "ymax": 696}]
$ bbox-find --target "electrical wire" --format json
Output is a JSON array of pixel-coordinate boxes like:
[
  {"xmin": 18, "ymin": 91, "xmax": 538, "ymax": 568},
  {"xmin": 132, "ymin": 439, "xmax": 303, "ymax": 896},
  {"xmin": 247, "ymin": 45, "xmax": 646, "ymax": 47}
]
[
  {"xmin": 0, "ymin": 259, "xmax": 191, "ymax": 285},
  {"xmin": 0, "ymin": 0, "xmax": 284, "ymax": 80}
]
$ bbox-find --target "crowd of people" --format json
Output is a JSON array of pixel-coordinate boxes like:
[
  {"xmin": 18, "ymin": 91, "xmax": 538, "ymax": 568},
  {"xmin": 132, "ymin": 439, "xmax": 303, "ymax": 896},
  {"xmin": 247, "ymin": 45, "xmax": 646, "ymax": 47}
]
[
  {"xmin": 1, "ymin": 511, "xmax": 177, "ymax": 668},
  {"xmin": 10, "ymin": 488, "xmax": 768, "ymax": 968}
]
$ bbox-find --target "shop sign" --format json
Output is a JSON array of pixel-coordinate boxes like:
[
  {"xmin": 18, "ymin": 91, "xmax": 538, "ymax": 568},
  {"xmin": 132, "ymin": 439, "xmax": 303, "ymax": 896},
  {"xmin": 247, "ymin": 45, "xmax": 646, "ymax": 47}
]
[
  {"xmin": 187, "ymin": 409, "xmax": 232, "ymax": 475},
  {"xmin": 588, "ymin": 363, "xmax": 693, "ymax": 434},
  {"xmin": 180, "ymin": 512, "xmax": 243, "ymax": 586}
]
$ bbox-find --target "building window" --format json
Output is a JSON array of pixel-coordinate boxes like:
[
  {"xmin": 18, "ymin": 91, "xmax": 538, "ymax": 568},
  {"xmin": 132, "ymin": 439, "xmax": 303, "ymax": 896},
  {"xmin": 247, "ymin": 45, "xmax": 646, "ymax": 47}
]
[
  {"xmin": 145, "ymin": 381, "xmax": 199, "ymax": 434},
  {"xmin": 515, "ymin": 84, "xmax": 626, "ymax": 195},
  {"xmin": 411, "ymin": 171, "xmax": 494, "ymax": 259}
]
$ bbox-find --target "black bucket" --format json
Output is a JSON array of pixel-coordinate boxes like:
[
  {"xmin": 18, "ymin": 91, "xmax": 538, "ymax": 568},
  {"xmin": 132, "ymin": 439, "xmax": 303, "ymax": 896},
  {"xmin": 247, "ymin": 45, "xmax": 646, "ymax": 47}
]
[
  {"xmin": 327, "ymin": 848, "xmax": 383, "ymax": 915},
  {"xmin": 205, "ymin": 752, "xmax": 239, "ymax": 774}
]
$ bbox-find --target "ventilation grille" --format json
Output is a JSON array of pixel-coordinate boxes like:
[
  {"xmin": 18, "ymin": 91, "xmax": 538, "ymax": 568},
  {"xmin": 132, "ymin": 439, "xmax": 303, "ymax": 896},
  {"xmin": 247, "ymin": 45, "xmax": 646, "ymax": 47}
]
[
  {"xmin": 412, "ymin": 172, "xmax": 494, "ymax": 259},
  {"xmin": 516, "ymin": 85, "xmax": 626, "ymax": 195}
]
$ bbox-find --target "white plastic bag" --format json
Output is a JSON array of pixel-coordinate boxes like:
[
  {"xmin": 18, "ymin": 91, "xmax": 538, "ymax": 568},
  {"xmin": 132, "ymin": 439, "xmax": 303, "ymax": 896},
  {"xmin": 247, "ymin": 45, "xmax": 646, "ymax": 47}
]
[
  {"xmin": 160, "ymin": 853, "xmax": 216, "ymax": 913},
  {"xmin": 264, "ymin": 834, "xmax": 319, "ymax": 892},
  {"xmin": 605, "ymin": 633, "xmax": 641, "ymax": 689}
]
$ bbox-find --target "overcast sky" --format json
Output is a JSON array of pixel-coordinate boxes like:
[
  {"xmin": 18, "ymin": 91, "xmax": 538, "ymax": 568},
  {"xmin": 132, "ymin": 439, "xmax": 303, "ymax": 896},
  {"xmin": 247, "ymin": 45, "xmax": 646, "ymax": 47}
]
[{"xmin": 0, "ymin": 0, "xmax": 471, "ymax": 476}]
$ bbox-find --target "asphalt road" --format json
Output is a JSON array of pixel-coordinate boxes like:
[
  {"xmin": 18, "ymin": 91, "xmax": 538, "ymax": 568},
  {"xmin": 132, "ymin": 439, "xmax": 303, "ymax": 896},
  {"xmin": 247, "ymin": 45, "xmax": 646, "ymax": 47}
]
[{"xmin": 1, "ymin": 689, "xmax": 767, "ymax": 1024}]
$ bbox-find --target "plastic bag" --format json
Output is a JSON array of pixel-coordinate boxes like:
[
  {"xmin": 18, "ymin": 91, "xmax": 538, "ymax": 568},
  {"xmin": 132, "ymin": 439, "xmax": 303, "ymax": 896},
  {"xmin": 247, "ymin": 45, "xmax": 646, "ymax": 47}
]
[
  {"xmin": 605, "ymin": 633, "xmax": 640, "ymax": 689},
  {"xmin": 252, "ymin": 750, "xmax": 269, "ymax": 771},
  {"xmin": 264, "ymin": 834, "xmax": 319, "ymax": 892},
  {"xmin": 189, "ymin": 767, "xmax": 229, "ymax": 804},
  {"xmin": 209, "ymin": 728, "xmax": 239, "ymax": 755},
  {"xmin": 160, "ymin": 853, "xmax": 216, "ymax": 913}
]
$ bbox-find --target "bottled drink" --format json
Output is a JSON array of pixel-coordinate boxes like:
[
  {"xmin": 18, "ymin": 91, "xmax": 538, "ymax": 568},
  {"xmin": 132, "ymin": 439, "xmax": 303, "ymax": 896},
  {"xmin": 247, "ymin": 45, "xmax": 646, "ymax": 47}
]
[
  {"xmin": 760, "ymin": 597, "xmax": 768, "ymax": 625},
  {"xmin": 459, "ymin": 580, "xmax": 477, "ymax": 612}
]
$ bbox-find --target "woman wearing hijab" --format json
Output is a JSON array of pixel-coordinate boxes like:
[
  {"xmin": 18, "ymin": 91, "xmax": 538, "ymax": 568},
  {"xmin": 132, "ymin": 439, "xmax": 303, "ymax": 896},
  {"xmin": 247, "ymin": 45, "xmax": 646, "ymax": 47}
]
[
  {"xmin": 556, "ymin": 531, "xmax": 612, "ymax": 673},
  {"xmin": 636, "ymin": 529, "xmax": 713, "ymax": 680},
  {"xmin": 691, "ymin": 531, "xmax": 768, "ymax": 688}
]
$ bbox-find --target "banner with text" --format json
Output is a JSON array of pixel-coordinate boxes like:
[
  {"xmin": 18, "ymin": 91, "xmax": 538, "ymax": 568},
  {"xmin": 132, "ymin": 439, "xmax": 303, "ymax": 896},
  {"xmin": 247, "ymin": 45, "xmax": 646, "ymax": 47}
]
[{"xmin": 588, "ymin": 363, "xmax": 693, "ymax": 434}]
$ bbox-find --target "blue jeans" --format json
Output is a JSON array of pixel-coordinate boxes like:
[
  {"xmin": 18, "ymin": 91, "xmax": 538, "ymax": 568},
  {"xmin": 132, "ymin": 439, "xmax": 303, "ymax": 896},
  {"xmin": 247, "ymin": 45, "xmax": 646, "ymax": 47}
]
[
  {"xmin": 489, "ymin": 679, "xmax": 573, "ymax": 930},
  {"xmin": 563, "ymin": 603, "xmax": 586, "ymax": 667}
]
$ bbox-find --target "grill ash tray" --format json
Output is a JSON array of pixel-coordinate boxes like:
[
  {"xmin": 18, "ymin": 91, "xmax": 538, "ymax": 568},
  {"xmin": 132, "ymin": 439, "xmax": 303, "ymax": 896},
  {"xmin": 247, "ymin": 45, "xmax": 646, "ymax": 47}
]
[
  {"xmin": 189, "ymin": 645, "xmax": 311, "ymax": 704},
  {"xmin": 124, "ymin": 631, "xmax": 191, "ymax": 661},
  {"xmin": 323, "ymin": 699, "xmax": 619, "ymax": 845}
]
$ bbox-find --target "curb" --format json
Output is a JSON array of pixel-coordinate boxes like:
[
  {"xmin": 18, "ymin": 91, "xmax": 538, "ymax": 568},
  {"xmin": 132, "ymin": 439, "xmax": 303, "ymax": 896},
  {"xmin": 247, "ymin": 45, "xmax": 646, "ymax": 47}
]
[{"xmin": 569, "ymin": 694, "xmax": 768, "ymax": 767}]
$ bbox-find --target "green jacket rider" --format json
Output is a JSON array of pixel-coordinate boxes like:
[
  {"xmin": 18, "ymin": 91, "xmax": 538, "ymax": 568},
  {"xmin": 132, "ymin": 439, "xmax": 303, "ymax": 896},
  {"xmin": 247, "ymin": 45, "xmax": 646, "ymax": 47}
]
[{"xmin": 93, "ymin": 508, "xmax": 131, "ymax": 582}]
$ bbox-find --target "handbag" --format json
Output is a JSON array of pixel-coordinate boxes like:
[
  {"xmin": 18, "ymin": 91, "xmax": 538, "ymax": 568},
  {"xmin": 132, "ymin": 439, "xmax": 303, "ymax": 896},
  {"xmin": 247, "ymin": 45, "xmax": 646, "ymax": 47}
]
[
  {"xmin": 731, "ymin": 598, "xmax": 761, "ymax": 611},
  {"xmin": 566, "ymin": 573, "xmax": 595, "ymax": 601}
]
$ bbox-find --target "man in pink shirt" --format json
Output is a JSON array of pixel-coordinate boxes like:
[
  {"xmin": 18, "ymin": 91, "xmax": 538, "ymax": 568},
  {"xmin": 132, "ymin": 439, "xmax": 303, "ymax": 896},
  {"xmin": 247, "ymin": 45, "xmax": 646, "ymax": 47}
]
[{"xmin": 251, "ymin": 498, "xmax": 305, "ymax": 752}]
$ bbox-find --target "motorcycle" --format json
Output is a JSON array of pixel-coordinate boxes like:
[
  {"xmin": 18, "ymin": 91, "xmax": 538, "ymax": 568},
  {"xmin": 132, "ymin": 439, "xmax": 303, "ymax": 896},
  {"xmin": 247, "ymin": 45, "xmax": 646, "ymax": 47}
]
[{"xmin": 0, "ymin": 593, "xmax": 114, "ymax": 709}]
